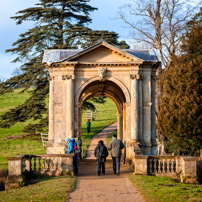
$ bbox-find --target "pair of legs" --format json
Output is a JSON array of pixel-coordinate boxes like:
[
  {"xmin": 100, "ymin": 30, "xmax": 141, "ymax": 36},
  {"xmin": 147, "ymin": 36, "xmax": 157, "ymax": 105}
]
[
  {"xmin": 87, "ymin": 126, "xmax": 90, "ymax": 134},
  {"xmin": 97, "ymin": 161, "xmax": 105, "ymax": 175},
  {"xmin": 73, "ymin": 156, "xmax": 78, "ymax": 174},
  {"xmin": 112, "ymin": 157, "xmax": 120, "ymax": 174}
]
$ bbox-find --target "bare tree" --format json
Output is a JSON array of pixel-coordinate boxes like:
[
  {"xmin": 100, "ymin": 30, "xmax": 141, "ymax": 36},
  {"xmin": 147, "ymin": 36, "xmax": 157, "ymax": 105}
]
[{"xmin": 118, "ymin": 0, "xmax": 202, "ymax": 70}]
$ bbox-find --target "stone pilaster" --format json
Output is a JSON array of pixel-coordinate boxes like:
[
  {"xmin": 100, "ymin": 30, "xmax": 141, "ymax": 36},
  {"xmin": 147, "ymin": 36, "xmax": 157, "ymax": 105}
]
[
  {"xmin": 130, "ymin": 74, "xmax": 140, "ymax": 142},
  {"xmin": 63, "ymin": 75, "xmax": 75, "ymax": 138},
  {"xmin": 117, "ymin": 111, "xmax": 123, "ymax": 140},
  {"xmin": 142, "ymin": 73, "xmax": 152, "ymax": 149},
  {"xmin": 139, "ymin": 76, "xmax": 143, "ymax": 144},
  {"xmin": 47, "ymin": 76, "xmax": 54, "ymax": 151},
  {"xmin": 151, "ymin": 76, "xmax": 157, "ymax": 155}
]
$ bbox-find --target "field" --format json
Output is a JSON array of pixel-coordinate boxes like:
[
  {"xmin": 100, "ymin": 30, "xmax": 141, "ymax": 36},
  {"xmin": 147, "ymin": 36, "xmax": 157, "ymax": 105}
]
[{"xmin": 0, "ymin": 90, "xmax": 117, "ymax": 170}]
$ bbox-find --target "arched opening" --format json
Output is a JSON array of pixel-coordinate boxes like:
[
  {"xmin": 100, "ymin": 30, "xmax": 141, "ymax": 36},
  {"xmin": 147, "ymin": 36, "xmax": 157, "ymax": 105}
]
[{"xmin": 77, "ymin": 80, "xmax": 127, "ymax": 146}]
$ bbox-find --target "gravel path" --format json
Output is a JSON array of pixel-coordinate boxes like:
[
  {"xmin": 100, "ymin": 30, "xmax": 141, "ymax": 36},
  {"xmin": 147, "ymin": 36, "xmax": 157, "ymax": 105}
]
[
  {"xmin": 69, "ymin": 122, "xmax": 146, "ymax": 202},
  {"xmin": 86, "ymin": 122, "xmax": 117, "ymax": 159}
]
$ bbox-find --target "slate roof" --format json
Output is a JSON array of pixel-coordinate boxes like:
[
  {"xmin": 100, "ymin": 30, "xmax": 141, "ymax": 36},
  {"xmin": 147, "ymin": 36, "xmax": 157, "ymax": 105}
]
[{"xmin": 42, "ymin": 42, "xmax": 162, "ymax": 64}]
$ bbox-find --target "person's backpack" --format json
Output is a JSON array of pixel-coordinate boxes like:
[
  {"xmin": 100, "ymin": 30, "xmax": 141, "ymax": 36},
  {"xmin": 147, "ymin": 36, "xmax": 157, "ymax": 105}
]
[
  {"xmin": 74, "ymin": 142, "xmax": 81, "ymax": 154},
  {"xmin": 78, "ymin": 138, "xmax": 82, "ymax": 147},
  {"xmin": 97, "ymin": 147, "xmax": 104, "ymax": 158}
]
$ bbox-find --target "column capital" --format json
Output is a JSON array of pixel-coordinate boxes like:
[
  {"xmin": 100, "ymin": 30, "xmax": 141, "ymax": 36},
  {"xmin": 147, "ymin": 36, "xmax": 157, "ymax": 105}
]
[
  {"xmin": 62, "ymin": 75, "xmax": 75, "ymax": 80},
  {"xmin": 48, "ymin": 76, "xmax": 54, "ymax": 81},
  {"xmin": 130, "ymin": 74, "xmax": 142, "ymax": 80}
]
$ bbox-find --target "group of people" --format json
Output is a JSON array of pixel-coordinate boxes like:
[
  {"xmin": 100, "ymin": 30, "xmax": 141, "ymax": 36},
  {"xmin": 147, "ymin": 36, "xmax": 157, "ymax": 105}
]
[
  {"xmin": 65, "ymin": 119, "xmax": 124, "ymax": 176},
  {"xmin": 94, "ymin": 134, "xmax": 125, "ymax": 176}
]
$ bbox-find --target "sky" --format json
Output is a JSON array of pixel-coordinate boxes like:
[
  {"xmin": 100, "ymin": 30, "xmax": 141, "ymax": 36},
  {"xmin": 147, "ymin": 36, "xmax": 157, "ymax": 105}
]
[{"xmin": 0, "ymin": 0, "xmax": 132, "ymax": 79}]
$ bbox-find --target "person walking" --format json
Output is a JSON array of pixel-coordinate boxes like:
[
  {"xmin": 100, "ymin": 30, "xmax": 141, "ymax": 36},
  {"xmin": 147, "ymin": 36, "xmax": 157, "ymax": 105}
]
[
  {"xmin": 94, "ymin": 140, "xmax": 108, "ymax": 176},
  {"xmin": 108, "ymin": 134, "xmax": 124, "ymax": 175},
  {"xmin": 86, "ymin": 119, "xmax": 91, "ymax": 134},
  {"xmin": 66, "ymin": 137, "xmax": 79, "ymax": 174}
]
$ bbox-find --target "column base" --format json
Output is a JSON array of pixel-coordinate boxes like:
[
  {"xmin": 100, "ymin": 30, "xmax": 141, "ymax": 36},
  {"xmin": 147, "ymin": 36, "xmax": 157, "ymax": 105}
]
[{"xmin": 130, "ymin": 141, "xmax": 142, "ymax": 155}]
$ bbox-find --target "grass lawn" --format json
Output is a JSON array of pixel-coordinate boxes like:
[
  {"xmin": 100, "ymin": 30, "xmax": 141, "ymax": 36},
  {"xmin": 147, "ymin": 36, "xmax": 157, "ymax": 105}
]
[
  {"xmin": 0, "ymin": 89, "xmax": 117, "ymax": 170},
  {"xmin": 81, "ymin": 98, "xmax": 117, "ymax": 151},
  {"xmin": 0, "ymin": 176, "xmax": 76, "ymax": 201},
  {"xmin": 129, "ymin": 175, "xmax": 202, "ymax": 202}
]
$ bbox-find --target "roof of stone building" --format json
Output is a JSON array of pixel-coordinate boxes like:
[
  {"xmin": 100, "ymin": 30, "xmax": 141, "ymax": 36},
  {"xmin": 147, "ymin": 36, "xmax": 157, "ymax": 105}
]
[{"xmin": 42, "ymin": 41, "xmax": 162, "ymax": 64}]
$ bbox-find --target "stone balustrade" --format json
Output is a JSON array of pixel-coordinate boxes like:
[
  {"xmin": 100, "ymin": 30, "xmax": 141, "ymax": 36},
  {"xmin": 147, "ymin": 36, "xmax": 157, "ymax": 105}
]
[
  {"xmin": 6, "ymin": 154, "xmax": 74, "ymax": 190},
  {"xmin": 134, "ymin": 155, "xmax": 199, "ymax": 183},
  {"xmin": 8, "ymin": 154, "xmax": 74, "ymax": 177}
]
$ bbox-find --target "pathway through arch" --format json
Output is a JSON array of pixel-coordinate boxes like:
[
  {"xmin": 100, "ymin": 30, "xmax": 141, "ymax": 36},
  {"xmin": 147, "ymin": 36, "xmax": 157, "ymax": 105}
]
[{"xmin": 69, "ymin": 122, "xmax": 145, "ymax": 202}]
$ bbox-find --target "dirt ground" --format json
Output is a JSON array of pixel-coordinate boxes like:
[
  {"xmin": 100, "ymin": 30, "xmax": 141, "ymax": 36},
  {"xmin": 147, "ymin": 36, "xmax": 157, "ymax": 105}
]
[{"xmin": 69, "ymin": 123, "xmax": 146, "ymax": 202}]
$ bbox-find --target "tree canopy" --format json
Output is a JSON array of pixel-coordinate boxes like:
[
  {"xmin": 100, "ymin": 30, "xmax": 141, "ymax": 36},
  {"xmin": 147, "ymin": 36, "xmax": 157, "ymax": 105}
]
[
  {"xmin": 0, "ymin": 0, "xmax": 123, "ymax": 133},
  {"xmin": 157, "ymin": 8, "xmax": 202, "ymax": 155}
]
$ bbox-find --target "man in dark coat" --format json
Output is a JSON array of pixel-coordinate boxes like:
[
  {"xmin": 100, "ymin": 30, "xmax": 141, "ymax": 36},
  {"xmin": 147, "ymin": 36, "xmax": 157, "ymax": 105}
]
[
  {"xmin": 94, "ymin": 140, "xmax": 108, "ymax": 176},
  {"xmin": 108, "ymin": 134, "xmax": 124, "ymax": 175}
]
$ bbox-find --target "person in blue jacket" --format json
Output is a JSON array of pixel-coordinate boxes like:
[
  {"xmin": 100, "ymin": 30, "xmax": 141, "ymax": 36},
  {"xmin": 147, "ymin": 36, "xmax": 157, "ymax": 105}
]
[{"xmin": 66, "ymin": 138, "xmax": 78, "ymax": 174}]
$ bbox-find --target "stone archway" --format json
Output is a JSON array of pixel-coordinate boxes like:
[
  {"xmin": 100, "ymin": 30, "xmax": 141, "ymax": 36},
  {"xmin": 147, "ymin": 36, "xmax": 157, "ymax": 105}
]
[
  {"xmin": 43, "ymin": 41, "xmax": 161, "ymax": 158},
  {"xmin": 77, "ymin": 79, "xmax": 126, "ymax": 142}
]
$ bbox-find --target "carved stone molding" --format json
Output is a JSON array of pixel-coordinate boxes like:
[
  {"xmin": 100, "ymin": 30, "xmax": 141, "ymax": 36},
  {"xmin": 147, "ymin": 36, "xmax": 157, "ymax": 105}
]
[
  {"xmin": 48, "ymin": 76, "xmax": 54, "ymax": 81},
  {"xmin": 62, "ymin": 75, "xmax": 75, "ymax": 80},
  {"xmin": 130, "ymin": 74, "xmax": 141, "ymax": 80},
  {"xmin": 98, "ymin": 68, "xmax": 107, "ymax": 81}
]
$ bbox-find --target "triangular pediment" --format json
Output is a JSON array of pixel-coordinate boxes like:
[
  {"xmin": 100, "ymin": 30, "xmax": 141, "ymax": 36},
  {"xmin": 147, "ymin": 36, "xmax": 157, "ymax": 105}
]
[{"xmin": 60, "ymin": 41, "xmax": 143, "ymax": 64}]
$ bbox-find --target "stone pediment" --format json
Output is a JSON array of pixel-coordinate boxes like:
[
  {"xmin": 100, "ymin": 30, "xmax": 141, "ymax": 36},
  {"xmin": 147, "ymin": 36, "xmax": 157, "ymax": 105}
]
[
  {"xmin": 42, "ymin": 41, "xmax": 161, "ymax": 65},
  {"xmin": 61, "ymin": 41, "xmax": 143, "ymax": 64}
]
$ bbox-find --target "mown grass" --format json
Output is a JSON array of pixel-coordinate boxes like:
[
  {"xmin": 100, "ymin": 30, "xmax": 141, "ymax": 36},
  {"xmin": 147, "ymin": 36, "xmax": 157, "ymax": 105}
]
[
  {"xmin": 129, "ymin": 175, "xmax": 202, "ymax": 202},
  {"xmin": 0, "ymin": 90, "xmax": 117, "ymax": 170},
  {"xmin": 0, "ymin": 176, "xmax": 76, "ymax": 201},
  {"xmin": 81, "ymin": 98, "xmax": 117, "ymax": 151}
]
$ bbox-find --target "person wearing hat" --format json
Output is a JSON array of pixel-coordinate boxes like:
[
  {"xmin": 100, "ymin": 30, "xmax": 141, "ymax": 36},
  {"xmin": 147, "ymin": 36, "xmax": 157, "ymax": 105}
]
[
  {"xmin": 94, "ymin": 140, "xmax": 108, "ymax": 176},
  {"xmin": 108, "ymin": 134, "xmax": 124, "ymax": 175}
]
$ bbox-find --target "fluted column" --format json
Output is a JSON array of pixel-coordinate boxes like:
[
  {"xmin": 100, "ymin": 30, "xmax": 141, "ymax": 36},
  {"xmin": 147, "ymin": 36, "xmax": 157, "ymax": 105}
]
[
  {"xmin": 48, "ymin": 76, "xmax": 54, "ymax": 144},
  {"xmin": 130, "ymin": 74, "xmax": 140, "ymax": 142},
  {"xmin": 117, "ymin": 111, "xmax": 123, "ymax": 140},
  {"xmin": 64, "ymin": 75, "xmax": 75, "ymax": 138}
]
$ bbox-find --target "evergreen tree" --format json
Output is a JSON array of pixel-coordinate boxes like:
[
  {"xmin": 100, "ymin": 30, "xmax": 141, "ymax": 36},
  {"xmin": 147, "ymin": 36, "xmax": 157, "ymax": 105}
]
[
  {"xmin": 78, "ymin": 30, "xmax": 130, "ymax": 49},
  {"xmin": 118, "ymin": 40, "xmax": 130, "ymax": 49},
  {"xmin": 157, "ymin": 8, "xmax": 202, "ymax": 155},
  {"xmin": 0, "ymin": 0, "xmax": 97, "ymax": 132}
]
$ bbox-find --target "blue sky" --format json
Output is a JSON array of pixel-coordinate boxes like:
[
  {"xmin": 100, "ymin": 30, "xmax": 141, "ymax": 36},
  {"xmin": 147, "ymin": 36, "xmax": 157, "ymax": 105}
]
[{"xmin": 0, "ymin": 0, "xmax": 132, "ymax": 79}]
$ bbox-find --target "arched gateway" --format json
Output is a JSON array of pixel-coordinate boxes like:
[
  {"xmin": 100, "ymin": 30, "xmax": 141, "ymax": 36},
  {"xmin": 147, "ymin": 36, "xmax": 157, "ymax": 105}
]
[{"xmin": 43, "ymin": 41, "xmax": 161, "ymax": 158}]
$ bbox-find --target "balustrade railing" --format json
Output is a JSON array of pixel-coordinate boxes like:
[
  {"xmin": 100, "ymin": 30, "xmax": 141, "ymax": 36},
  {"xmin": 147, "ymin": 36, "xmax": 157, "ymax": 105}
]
[
  {"xmin": 7, "ymin": 154, "xmax": 74, "ymax": 177},
  {"xmin": 147, "ymin": 157, "xmax": 177, "ymax": 175}
]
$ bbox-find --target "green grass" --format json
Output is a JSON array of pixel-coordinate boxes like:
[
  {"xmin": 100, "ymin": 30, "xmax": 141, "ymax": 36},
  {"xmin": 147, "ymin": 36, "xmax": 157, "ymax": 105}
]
[
  {"xmin": 81, "ymin": 98, "xmax": 117, "ymax": 151},
  {"xmin": 129, "ymin": 175, "xmax": 202, "ymax": 202},
  {"xmin": 0, "ymin": 176, "xmax": 76, "ymax": 201},
  {"xmin": 0, "ymin": 90, "xmax": 117, "ymax": 170}
]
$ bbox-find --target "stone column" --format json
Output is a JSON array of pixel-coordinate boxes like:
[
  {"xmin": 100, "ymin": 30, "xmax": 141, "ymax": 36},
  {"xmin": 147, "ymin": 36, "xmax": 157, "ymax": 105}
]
[
  {"xmin": 151, "ymin": 76, "xmax": 157, "ymax": 155},
  {"xmin": 66, "ymin": 75, "xmax": 75, "ymax": 138},
  {"xmin": 139, "ymin": 76, "xmax": 143, "ymax": 144},
  {"xmin": 47, "ymin": 76, "xmax": 54, "ymax": 151},
  {"xmin": 130, "ymin": 74, "xmax": 140, "ymax": 142},
  {"xmin": 117, "ymin": 112, "xmax": 123, "ymax": 140},
  {"xmin": 142, "ymin": 73, "xmax": 152, "ymax": 155}
]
